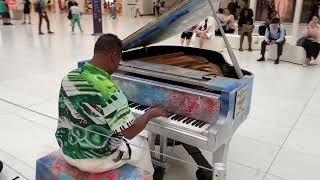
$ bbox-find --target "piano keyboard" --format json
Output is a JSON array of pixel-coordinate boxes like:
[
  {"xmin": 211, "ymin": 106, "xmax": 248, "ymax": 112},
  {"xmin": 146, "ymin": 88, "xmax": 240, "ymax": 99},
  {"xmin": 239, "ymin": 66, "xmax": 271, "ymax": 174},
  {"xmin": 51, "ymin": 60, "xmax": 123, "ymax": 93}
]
[{"xmin": 128, "ymin": 101, "xmax": 210, "ymax": 135}]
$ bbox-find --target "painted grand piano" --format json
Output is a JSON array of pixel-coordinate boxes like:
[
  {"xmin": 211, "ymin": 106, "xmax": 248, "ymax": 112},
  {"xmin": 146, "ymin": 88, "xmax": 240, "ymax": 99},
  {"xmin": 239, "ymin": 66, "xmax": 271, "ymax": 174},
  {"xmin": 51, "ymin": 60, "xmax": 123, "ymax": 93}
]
[{"xmin": 80, "ymin": 0, "xmax": 253, "ymax": 179}]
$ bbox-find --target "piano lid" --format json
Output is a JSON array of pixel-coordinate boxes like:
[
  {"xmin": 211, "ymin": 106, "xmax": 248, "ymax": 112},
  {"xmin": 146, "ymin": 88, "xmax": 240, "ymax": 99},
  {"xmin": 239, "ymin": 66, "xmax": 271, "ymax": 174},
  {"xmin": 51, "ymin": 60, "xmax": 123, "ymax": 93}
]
[{"xmin": 122, "ymin": 0, "xmax": 220, "ymax": 51}]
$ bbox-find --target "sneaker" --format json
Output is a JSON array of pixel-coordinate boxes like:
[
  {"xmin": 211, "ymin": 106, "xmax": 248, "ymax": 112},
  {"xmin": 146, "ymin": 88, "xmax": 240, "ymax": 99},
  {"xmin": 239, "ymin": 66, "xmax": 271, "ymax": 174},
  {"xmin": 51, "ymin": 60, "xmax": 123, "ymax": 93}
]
[
  {"xmin": 248, "ymin": 48, "xmax": 253, "ymax": 52},
  {"xmin": 257, "ymin": 57, "xmax": 265, "ymax": 62},
  {"xmin": 196, "ymin": 169, "xmax": 212, "ymax": 180},
  {"xmin": 48, "ymin": 31, "xmax": 54, "ymax": 34},
  {"xmin": 274, "ymin": 60, "xmax": 279, "ymax": 64},
  {"xmin": 302, "ymin": 64, "xmax": 308, "ymax": 67},
  {"xmin": 0, "ymin": 161, "xmax": 3, "ymax": 173},
  {"xmin": 28, "ymin": 22, "xmax": 31, "ymax": 24},
  {"xmin": 310, "ymin": 60, "xmax": 318, "ymax": 65},
  {"xmin": 239, "ymin": 48, "xmax": 243, "ymax": 52},
  {"xmin": 153, "ymin": 166, "xmax": 165, "ymax": 180},
  {"xmin": 39, "ymin": 32, "xmax": 45, "ymax": 35},
  {"xmin": 22, "ymin": 22, "xmax": 26, "ymax": 24}
]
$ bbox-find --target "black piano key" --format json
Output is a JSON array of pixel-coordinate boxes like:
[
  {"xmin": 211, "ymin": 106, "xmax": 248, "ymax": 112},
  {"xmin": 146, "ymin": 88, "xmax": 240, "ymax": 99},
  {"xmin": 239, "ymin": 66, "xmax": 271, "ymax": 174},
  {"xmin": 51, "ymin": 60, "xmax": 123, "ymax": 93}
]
[
  {"xmin": 182, "ymin": 118, "xmax": 190, "ymax": 123},
  {"xmin": 177, "ymin": 116, "xmax": 186, "ymax": 122},
  {"xmin": 191, "ymin": 120, "xmax": 200, "ymax": 126},
  {"xmin": 198, "ymin": 122, "xmax": 207, "ymax": 128},
  {"xmin": 194, "ymin": 121, "xmax": 203, "ymax": 127},
  {"xmin": 135, "ymin": 105, "xmax": 143, "ymax": 110},
  {"xmin": 129, "ymin": 103, "xmax": 138, "ymax": 108},
  {"xmin": 185, "ymin": 119, "xmax": 194, "ymax": 124},
  {"xmin": 168, "ymin": 113, "xmax": 175, "ymax": 118},
  {"xmin": 171, "ymin": 115, "xmax": 180, "ymax": 120}
]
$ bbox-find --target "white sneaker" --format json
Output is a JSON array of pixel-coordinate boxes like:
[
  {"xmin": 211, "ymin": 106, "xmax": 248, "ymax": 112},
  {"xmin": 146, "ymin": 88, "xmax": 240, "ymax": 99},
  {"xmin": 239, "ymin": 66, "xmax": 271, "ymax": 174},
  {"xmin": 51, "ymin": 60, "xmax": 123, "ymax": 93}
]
[
  {"xmin": 310, "ymin": 60, "xmax": 318, "ymax": 65},
  {"xmin": 302, "ymin": 64, "xmax": 308, "ymax": 67}
]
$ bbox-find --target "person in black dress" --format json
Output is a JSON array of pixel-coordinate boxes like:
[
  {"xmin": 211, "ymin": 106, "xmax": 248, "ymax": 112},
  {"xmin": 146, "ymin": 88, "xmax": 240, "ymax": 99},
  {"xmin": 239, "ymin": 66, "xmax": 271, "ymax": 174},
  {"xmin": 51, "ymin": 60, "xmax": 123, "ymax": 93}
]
[
  {"xmin": 23, "ymin": 0, "xmax": 31, "ymax": 24},
  {"xmin": 238, "ymin": 8, "xmax": 254, "ymax": 51}
]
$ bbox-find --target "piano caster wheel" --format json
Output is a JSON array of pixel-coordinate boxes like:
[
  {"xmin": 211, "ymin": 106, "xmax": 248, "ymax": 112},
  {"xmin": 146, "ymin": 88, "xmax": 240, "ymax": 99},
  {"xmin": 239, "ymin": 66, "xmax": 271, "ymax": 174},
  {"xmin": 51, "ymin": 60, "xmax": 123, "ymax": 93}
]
[{"xmin": 153, "ymin": 166, "xmax": 165, "ymax": 180}]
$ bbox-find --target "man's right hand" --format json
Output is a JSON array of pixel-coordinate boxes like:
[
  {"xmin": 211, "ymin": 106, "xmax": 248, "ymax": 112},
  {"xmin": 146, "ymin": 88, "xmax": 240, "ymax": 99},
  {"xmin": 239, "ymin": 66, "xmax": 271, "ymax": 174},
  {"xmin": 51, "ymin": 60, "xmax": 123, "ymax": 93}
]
[{"xmin": 145, "ymin": 107, "xmax": 169, "ymax": 119}]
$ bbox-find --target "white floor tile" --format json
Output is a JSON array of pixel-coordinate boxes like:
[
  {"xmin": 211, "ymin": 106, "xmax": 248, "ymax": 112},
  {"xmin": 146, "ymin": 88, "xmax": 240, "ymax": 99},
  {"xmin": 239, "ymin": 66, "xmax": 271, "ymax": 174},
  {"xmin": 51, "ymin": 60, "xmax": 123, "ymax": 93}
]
[
  {"xmin": 283, "ymin": 114, "xmax": 320, "ymax": 156},
  {"xmin": 29, "ymin": 98, "xmax": 58, "ymax": 119},
  {"xmin": 0, "ymin": 163, "xmax": 27, "ymax": 180},
  {"xmin": 0, "ymin": 114, "xmax": 59, "ymax": 179},
  {"xmin": 227, "ymin": 135, "xmax": 280, "ymax": 172},
  {"xmin": 264, "ymin": 174, "xmax": 288, "ymax": 180},
  {"xmin": 269, "ymin": 148, "xmax": 320, "ymax": 180},
  {"xmin": 0, "ymin": 100, "xmax": 20, "ymax": 115}
]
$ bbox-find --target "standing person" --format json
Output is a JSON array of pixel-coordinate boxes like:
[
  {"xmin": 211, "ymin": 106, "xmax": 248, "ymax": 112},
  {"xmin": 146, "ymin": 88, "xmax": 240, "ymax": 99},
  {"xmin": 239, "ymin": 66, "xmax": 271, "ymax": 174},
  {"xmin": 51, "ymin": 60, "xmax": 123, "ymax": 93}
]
[
  {"xmin": 134, "ymin": 0, "xmax": 141, "ymax": 18},
  {"xmin": 36, "ymin": 0, "xmax": 54, "ymax": 35},
  {"xmin": 181, "ymin": 25, "xmax": 196, "ymax": 46},
  {"xmin": 194, "ymin": 16, "xmax": 215, "ymax": 48},
  {"xmin": 70, "ymin": 2, "xmax": 83, "ymax": 34},
  {"xmin": 215, "ymin": 8, "xmax": 236, "ymax": 36},
  {"xmin": 152, "ymin": 2, "xmax": 155, "ymax": 15},
  {"xmin": 155, "ymin": 0, "xmax": 160, "ymax": 16},
  {"xmin": 67, "ymin": 0, "xmax": 74, "ymax": 22},
  {"xmin": 257, "ymin": 18, "xmax": 285, "ymax": 64},
  {"xmin": 238, "ymin": 8, "xmax": 254, "ymax": 51},
  {"xmin": 23, "ymin": 0, "xmax": 31, "ymax": 24},
  {"xmin": 302, "ymin": 15, "xmax": 320, "ymax": 67},
  {"xmin": 110, "ymin": 2, "xmax": 116, "ymax": 19},
  {"xmin": 227, "ymin": 0, "xmax": 239, "ymax": 17},
  {"xmin": 55, "ymin": 34, "xmax": 168, "ymax": 180},
  {"xmin": 0, "ymin": 0, "xmax": 12, "ymax": 25}
]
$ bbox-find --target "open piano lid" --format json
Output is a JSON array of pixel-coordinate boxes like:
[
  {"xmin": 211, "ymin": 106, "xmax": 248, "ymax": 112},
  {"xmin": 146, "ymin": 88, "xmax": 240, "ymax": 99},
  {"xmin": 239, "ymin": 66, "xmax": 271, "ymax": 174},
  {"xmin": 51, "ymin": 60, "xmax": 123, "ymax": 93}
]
[
  {"xmin": 121, "ymin": 0, "xmax": 244, "ymax": 79},
  {"xmin": 122, "ymin": 0, "xmax": 219, "ymax": 51}
]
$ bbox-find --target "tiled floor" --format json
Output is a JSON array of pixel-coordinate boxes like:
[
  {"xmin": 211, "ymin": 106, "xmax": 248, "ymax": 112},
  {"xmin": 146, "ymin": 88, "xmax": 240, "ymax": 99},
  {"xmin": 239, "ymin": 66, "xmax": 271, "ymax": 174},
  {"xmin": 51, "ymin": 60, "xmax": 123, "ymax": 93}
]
[{"xmin": 0, "ymin": 12, "xmax": 319, "ymax": 180}]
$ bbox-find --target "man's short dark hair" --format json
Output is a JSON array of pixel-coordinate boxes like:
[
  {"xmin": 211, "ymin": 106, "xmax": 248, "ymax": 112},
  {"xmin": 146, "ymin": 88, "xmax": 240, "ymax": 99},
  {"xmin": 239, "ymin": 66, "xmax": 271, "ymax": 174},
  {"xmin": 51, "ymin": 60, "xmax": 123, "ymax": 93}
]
[
  {"xmin": 270, "ymin": 18, "xmax": 280, "ymax": 24},
  {"xmin": 94, "ymin": 34, "xmax": 123, "ymax": 54}
]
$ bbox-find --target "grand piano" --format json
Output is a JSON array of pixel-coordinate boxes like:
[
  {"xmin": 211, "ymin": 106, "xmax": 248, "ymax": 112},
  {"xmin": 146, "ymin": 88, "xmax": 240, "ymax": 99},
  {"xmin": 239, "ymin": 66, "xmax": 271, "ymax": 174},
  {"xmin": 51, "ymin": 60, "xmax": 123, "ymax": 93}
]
[{"xmin": 79, "ymin": 0, "xmax": 253, "ymax": 178}]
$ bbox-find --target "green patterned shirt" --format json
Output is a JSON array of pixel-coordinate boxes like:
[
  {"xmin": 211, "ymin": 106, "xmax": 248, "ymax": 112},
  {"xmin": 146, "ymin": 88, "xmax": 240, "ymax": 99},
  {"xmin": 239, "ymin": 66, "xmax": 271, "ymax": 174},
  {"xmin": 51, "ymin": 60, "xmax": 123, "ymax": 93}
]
[{"xmin": 55, "ymin": 63, "xmax": 135, "ymax": 159}]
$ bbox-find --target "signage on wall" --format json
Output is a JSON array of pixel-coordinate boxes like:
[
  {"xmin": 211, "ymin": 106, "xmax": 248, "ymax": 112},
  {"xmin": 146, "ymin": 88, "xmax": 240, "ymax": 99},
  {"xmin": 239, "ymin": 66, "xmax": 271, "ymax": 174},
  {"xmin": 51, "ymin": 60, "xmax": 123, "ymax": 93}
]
[{"xmin": 92, "ymin": 0, "xmax": 103, "ymax": 35}]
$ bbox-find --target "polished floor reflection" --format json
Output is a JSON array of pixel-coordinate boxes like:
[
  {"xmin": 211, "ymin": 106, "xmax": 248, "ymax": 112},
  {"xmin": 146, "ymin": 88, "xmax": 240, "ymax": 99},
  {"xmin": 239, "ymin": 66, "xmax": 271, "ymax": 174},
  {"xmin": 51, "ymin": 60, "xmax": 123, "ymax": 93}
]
[{"xmin": 0, "ymin": 13, "xmax": 319, "ymax": 180}]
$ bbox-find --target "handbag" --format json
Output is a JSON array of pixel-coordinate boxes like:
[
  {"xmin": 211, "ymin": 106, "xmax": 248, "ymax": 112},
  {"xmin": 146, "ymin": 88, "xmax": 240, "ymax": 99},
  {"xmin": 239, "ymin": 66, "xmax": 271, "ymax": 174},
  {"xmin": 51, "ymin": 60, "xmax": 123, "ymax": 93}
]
[{"xmin": 242, "ymin": 24, "xmax": 254, "ymax": 33}]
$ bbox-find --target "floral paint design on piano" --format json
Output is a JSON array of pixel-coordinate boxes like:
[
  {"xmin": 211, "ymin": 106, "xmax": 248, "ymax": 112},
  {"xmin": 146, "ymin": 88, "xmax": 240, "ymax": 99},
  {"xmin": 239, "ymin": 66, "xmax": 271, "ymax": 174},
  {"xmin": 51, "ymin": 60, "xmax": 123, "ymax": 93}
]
[{"xmin": 113, "ymin": 75, "xmax": 220, "ymax": 124}]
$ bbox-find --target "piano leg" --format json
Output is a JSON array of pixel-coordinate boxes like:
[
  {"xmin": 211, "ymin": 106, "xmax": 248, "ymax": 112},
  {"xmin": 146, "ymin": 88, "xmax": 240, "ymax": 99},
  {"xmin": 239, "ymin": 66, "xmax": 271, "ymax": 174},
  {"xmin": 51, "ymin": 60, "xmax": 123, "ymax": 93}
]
[
  {"xmin": 211, "ymin": 141, "xmax": 230, "ymax": 164},
  {"xmin": 148, "ymin": 133, "xmax": 168, "ymax": 168},
  {"xmin": 211, "ymin": 141, "xmax": 230, "ymax": 180},
  {"xmin": 148, "ymin": 132, "xmax": 156, "ymax": 158}
]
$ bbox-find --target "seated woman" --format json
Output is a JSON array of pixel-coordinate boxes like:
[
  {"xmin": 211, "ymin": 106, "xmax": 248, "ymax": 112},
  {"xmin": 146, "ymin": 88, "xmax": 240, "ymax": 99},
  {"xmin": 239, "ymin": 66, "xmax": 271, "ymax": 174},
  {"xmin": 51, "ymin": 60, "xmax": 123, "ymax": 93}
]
[
  {"xmin": 302, "ymin": 15, "xmax": 320, "ymax": 67},
  {"xmin": 238, "ymin": 8, "xmax": 254, "ymax": 51},
  {"xmin": 181, "ymin": 25, "xmax": 197, "ymax": 46},
  {"xmin": 215, "ymin": 8, "xmax": 236, "ymax": 36},
  {"xmin": 193, "ymin": 16, "xmax": 215, "ymax": 48}
]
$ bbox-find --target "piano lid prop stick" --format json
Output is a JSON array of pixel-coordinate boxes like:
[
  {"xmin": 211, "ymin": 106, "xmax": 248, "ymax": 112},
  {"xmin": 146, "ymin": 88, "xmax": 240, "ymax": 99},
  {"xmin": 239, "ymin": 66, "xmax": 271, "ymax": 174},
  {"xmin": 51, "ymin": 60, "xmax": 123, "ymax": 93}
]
[{"xmin": 207, "ymin": 0, "xmax": 244, "ymax": 79}]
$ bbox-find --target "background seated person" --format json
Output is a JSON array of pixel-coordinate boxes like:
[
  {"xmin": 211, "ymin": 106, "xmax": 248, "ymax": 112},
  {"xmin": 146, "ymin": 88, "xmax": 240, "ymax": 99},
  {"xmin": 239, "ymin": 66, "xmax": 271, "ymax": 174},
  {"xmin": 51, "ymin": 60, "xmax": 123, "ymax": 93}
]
[
  {"xmin": 302, "ymin": 15, "xmax": 320, "ymax": 67},
  {"xmin": 257, "ymin": 18, "xmax": 285, "ymax": 64},
  {"xmin": 238, "ymin": 8, "xmax": 254, "ymax": 51},
  {"xmin": 194, "ymin": 16, "xmax": 215, "ymax": 48},
  {"xmin": 55, "ymin": 34, "xmax": 168, "ymax": 180},
  {"xmin": 215, "ymin": 8, "xmax": 236, "ymax": 36},
  {"xmin": 181, "ymin": 25, "xmax": 197, "ymax": 46}
]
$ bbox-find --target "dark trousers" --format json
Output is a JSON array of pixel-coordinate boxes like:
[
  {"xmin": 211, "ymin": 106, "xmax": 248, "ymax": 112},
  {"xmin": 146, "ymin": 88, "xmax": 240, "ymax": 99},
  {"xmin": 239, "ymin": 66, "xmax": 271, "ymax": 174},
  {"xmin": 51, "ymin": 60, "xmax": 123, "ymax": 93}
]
[
  {"xmin": 261, "ymin": 40, "xmax": 285, "ymax": 59},
  {"xmin": 181, "ymin": 143, "xmax": 212, "ymax": 179},
  {"xmin": 302, "ymin": 39, "xmax": 320, "ymax": 59},
  {"xmin": 38, "ymin": 12, "xmax": 50, "ymax": 33}
]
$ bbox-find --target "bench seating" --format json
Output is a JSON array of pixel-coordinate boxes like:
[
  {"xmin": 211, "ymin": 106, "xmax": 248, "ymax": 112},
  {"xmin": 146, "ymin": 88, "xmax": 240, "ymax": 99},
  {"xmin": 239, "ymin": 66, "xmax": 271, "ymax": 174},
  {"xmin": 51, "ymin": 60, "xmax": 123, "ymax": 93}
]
[
  {"xmin": 267, "ymin": 44, "xmax": 320, "ymax": 65},
  {"xmin": 192, "ymin": 35, "xmax": 225, "ymax": 52},
  {"xmin": 36, "ymin": 151, "xmax": 149, "ymax": 180}
]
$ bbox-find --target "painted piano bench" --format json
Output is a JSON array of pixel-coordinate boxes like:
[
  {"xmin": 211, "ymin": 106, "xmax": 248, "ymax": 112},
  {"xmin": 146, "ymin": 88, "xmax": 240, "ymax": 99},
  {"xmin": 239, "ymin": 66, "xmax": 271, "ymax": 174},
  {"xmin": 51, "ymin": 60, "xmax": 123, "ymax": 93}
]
[{"xmin": 36, "ymin": 151, "xmax": 149, "ymax": 180}]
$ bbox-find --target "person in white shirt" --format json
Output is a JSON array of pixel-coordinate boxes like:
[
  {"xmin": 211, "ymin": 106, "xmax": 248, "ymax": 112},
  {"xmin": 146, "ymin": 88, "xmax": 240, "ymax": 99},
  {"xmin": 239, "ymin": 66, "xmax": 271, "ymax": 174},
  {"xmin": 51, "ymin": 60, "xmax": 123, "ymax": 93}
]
[
  {"xmin": 193, "ymin": 16, "xmax": 215, "ymax": 48},
  {"xmin": 70, "ymin": 2, "xmax": 83, "ymax": 34},
  {"xmin": 134, "ymin": 0, "xmax": 142, "ymax": 18}
]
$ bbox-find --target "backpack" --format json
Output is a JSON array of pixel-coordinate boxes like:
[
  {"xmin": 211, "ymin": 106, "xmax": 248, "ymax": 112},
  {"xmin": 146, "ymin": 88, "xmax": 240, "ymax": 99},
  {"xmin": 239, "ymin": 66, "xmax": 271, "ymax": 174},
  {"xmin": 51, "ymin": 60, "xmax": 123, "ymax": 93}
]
[
  {"xmin": 258, "ymin": 25, "xmax": 267, "ymax": 36},
  {"xmin": 34, "ymin": 1, "xmax": 42, "ymax": 12}
]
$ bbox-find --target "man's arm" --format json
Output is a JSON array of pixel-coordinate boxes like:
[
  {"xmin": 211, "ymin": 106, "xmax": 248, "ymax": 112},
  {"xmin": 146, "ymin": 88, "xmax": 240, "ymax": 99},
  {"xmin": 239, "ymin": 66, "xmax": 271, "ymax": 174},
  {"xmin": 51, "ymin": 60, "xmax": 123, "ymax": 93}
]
[
  {"xmin": 264, "ymin": 26, "xmax": 270, "ymax": 43},
  {"xmin": 122, "ymin": 107, "xmax": 168, "ymax": 139},
  {"xmin": 276, "ymin": 26, "xmax": 285, "ymax": 43}
]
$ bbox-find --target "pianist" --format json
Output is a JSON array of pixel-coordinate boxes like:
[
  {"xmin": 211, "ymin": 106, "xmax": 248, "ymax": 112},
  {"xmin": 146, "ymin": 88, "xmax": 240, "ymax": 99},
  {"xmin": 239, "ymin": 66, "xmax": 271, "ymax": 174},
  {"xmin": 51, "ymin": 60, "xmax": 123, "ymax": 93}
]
[{"xmin": 55, "ymin": 34, "xmax": 168, "ymax": 178}]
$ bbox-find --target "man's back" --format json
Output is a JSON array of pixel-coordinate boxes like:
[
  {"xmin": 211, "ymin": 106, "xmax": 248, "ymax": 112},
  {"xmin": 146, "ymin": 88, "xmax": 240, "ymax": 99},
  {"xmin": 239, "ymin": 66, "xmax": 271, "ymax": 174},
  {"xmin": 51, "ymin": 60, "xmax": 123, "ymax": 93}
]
[{"xmin": 55, "ymin": 63, "xmax": 134, "ymax": 160}]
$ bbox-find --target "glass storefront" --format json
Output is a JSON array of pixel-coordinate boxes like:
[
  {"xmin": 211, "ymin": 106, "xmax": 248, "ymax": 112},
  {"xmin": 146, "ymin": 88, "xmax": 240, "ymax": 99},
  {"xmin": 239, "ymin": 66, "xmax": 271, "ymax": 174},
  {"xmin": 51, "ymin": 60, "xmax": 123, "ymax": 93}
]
[
  {"xmin": 255, "ymin": 0, "xmax": 296, "ymax": 22},
  {"xmin": 300, "ymin": 0, "xmax": 320, "ymax": 23}
]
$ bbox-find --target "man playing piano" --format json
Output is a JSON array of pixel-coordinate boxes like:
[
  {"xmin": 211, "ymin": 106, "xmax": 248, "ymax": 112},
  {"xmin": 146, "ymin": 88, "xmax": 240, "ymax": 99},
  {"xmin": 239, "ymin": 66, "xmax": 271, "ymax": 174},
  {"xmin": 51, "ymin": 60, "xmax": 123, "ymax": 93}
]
[{"xmin": 55, "ymin": 34, "xmax": 168, "ymax": 179}]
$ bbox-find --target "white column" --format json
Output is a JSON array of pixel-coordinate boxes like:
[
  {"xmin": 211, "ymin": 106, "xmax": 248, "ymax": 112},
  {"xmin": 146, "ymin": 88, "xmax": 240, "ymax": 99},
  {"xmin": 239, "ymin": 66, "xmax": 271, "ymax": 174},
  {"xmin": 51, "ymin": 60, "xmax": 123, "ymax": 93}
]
[
  {"xmin": 249, "ymin": 0, "xmax": 257, "ymax": 18},
  {"xmin": 292, "ymin": 0, "xmax": 303, "ymax": 38}
]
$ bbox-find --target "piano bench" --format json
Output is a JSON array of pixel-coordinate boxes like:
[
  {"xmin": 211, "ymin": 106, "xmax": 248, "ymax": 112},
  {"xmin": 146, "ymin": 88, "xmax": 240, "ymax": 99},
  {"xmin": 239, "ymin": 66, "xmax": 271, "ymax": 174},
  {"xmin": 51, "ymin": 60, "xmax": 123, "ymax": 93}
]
[{"xmin": 36, "ymin": 151, "xmax": 149, "ymax": 180}]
